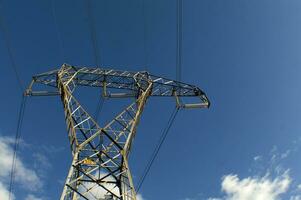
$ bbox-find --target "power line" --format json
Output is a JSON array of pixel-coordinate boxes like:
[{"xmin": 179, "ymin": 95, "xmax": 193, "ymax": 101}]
[
  {"xmin": 142, "ymin": 0, "xmax": 148, "ymax": 71},
  {"xmin": 136, "ymin": 107, "xmax": 179, "ymax": 192},
  {"xmin": 0, "ymin": 3, "xmax": 24, "ymax": 92},
  {"xmin": 51, "ymin": 0, "xmax": 66, "ymax": 62},
  {"xmin": 85, "ymin": 0, "xmax": 105, "ymax": 122},
  {"xmin": 136, "ymin": 4, "xmax": 183, "ymax": 185},
  {"xmin": 85, "ymin": 0, "xmax": 101, "ymax": 67},
  {"xmin": 8, "ymin": 95, "xmax": 27, "ymax": 200},
  {"xmin": 176, "ymin": 0, "xmax": 182, "ymax": 81},
  {"xmin": 0, "ymin": 3, "xmax": 27, "ymax": 199},
  {"xmin": 94, "ymin": 95, "xmax": 104, "ymax": 122}
]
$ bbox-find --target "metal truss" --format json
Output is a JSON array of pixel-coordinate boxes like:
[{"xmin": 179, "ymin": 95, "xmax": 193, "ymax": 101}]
[{"xmin": 25, "ymin": 64, "xmax": 210, "ymax": 200}]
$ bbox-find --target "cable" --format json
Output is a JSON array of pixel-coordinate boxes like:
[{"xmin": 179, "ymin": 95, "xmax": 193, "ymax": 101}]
[
  {"xmin": 136, "ymin": 107, "xmax": 179, "ymax": 192},
  {"xmin": 0, "ymin": 3, "xmax": 27, "ymax": 198},
  {"xmin": 8, "ymin": 95, "xmax": 27, "ymax": 200},
  {"xmin": 0, "ymin": 3, "xmax": 24, "ymax": 92},
  {"xmin": 85, "ymin": 0, "xmax": 105, "ymax": 122},
  {"xmin": 135, "ymin": 5, "xmax": 183, "ymax": 187},
  {"xmin": 85, "ymin": 0, "xmax": 101, "ymax": 67},
  {"xmin": 94, "ymin": 95, "xmax": 104, "ymax": 123},
  {"xmin": 176, "ymin": 0, "xmax": 182, "ymax": 81},
  {"xmin": 142, "ymin": 0, "xmax": 148, "ymax": 71},
  {"xmin": 51, "ymin": 0, "xmax": 66, "ymax": 62}
]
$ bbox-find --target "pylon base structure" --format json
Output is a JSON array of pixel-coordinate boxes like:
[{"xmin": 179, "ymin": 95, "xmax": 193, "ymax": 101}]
[{"xmin": 25, "ymin": 64, "xmax": 210, "ymax": 200}]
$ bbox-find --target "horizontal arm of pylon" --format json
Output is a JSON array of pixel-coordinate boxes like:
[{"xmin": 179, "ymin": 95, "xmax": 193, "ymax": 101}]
[{"xmin": 25, "ymin": 64, "xmax": 210, "ymax": 109}]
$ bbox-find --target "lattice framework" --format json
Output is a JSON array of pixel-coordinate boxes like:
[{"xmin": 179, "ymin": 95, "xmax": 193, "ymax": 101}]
[{"xmin": 26, "ymin": 64, "xmax": 210, "ymax": 200}]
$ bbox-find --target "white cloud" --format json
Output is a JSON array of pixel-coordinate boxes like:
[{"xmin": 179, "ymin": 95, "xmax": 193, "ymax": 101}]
[
  {"xmin": 280, "ymin": 150, "xmax": 291, "ymax": 159},
  {"xmin": 137, "ymin": 193, "xmax": 144, "ymax": 200},
  {"xmin": 0, "ymin": 136, "xmax": 45, "ymax": 200},
  {"xmin": 209, "ymin": 171, "xmax": 291, "ymax": 200},
  {"xmin": 290, "ymin": 196, "xmax": 301, "ymax": 200},
  {"xmin": 25, "ymin": 194, "xmax": 43, "ymax": 200},
  {"xmin": 0, "ymin": 181, "xmax": 14, "ymax": 200},
  {"xmin": 254, "ymin": 156, "xmax": 263, "ymax": 162},
  {"xmin": 33, "ymin": 152, "xmax": 51, "ymax": 170},
  {"xmin": 0, "ymin": 136, "xmax": 41, "ymax": 191},
  {"xmin": 199, "ymin": 141, "xmax": 301, "ymax": 200},
  {"xmin": 41, "ymin": 145, "xmax": 65, "ymax": 154}
]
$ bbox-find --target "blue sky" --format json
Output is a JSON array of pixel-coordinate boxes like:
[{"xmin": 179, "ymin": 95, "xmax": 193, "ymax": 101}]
[{"xmin": 1, "ymin": 0, "xmax": 301, "ymax": 200}]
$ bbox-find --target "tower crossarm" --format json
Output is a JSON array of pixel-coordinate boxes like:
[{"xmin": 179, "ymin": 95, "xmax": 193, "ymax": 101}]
[{"xmin": 26, "ymin": 64, "xmax": 210, "ymax": 109}]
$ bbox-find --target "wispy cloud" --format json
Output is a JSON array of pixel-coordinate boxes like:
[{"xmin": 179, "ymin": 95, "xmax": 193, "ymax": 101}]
[
  {"xmin": 209, "ymin": 171, "xmax": 291, "ymax": 200},
  {"xmin": 33, "ymin": 152, "xmax": 52, "ymax": 170},
  {"xmin": 41, "ymin": 145, "xmax": 65, "ymax": 154},
  {"xmin": 25, "ymin": 194, "xmax": 44, "ymax": 200},
  {"xmin": 0, "ymin": 136, "xmax": 41, "ymax": 189},
  {"xmin": 253, "ymin": 155, "xmax": 263, "ymax": 162},
  {"xmin": 137, "ymin": 193, "xmax": 145, "ymax": 200},
  {"xmin": 0, "ymin": 181, "xmax": 13, "ymax": 200},
  {"xmin": 0, "ymin": 135, "xmax": 45, "ymax": 199},
  {"xmin": 290, "ymin": 196, "xmax": 301, "ymax": 200},
  {"xmin": 186, "ymin": 139, "xmax": 301, "ymax": 200}
]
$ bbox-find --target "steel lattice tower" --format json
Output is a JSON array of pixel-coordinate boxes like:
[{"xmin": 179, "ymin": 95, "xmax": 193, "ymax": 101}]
[{"xmin": 25, "ymin": 64, "xmax": 210, "ymax": 200}]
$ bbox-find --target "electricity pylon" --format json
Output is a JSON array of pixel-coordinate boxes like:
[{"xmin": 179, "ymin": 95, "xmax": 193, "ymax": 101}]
[{"xmin": 25, "ymin": 64, "xmax": 210, "ymax": 200}]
